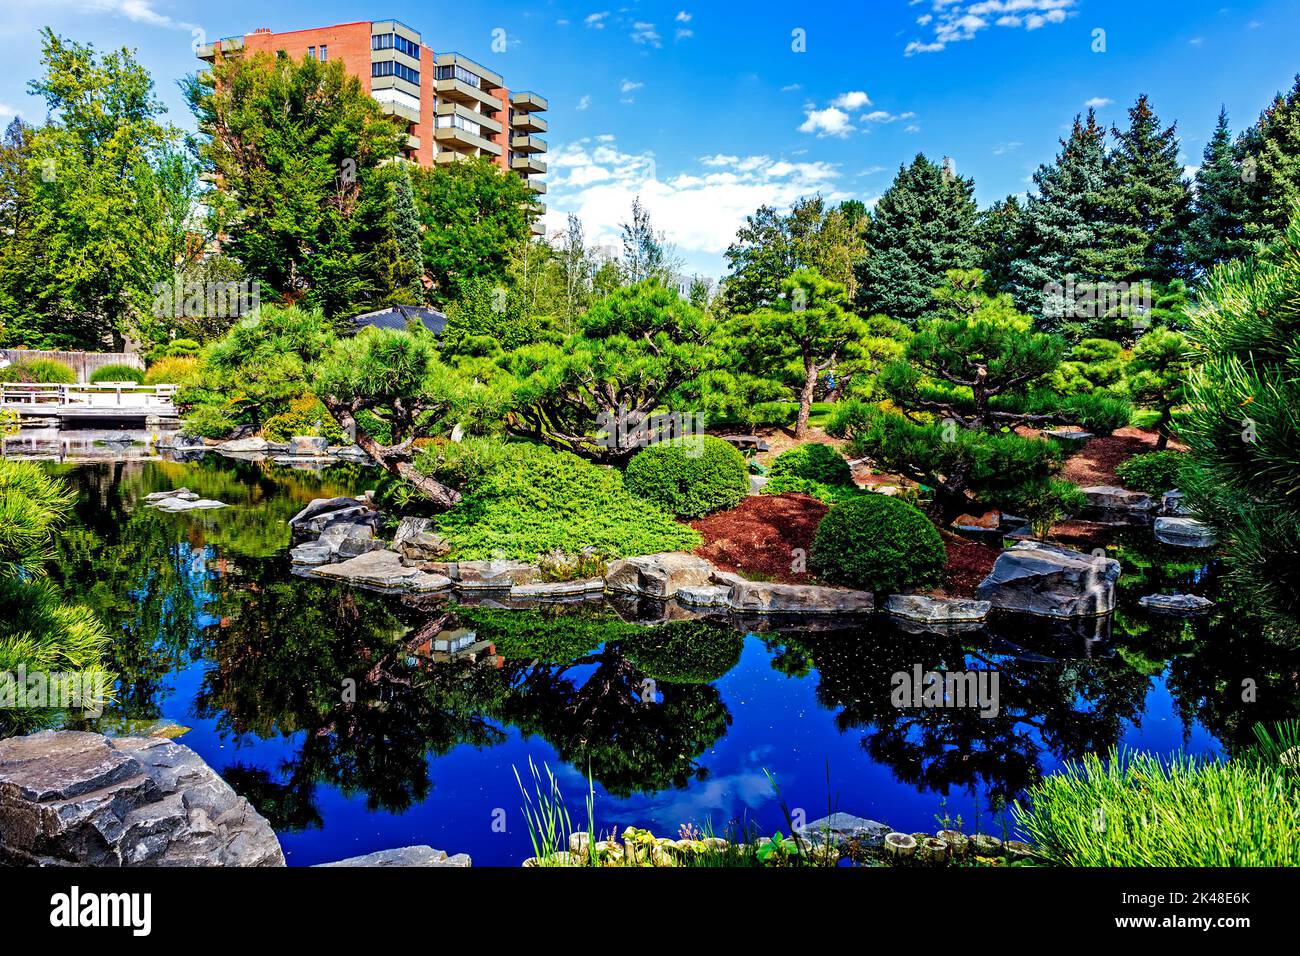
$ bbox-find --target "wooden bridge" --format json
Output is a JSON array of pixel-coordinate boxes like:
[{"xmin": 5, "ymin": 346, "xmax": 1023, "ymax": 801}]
[{"xmin": 1, "ymin": 382, "xmax": 179, "ymax": 424}]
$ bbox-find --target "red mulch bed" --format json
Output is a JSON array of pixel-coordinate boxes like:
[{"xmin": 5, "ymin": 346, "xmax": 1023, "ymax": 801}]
[
  {"xmin": 691, "ymin": 492, "xmax": 1000, "ymax": 594},
  {"xmin": 938, "ymin": 530, "xmax": 1000, "ymax": 598},
  {"xmin": 690, "ymin": 493, "xmax": 828, "ymax": 584},
  {"xmin": 1060, "ymin": 426, "xmax": 1187, "ymax": 486}
]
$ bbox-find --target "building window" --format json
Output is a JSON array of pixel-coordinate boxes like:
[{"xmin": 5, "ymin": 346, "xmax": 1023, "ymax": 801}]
[
  {"xmin": 372, "ymin": 33, "xmax": 420, "ymax": 58},
  {"xmin": 319, "ymin": 45, "xmax": 328, "ymax": 62},
  {"xmin": 372, "ymin": 60, "xmax": 420, "ymax": 85},
  {"xmin": 435, "ymin": 64, "xmax": 483, "ymax": 88},
  {"xmin": 307, "ymin": 46, "xmax": 315, "ymax": 59},
  {"xmin": 435, "ymin": 114, "xmax": 482, "ymax": 137}
]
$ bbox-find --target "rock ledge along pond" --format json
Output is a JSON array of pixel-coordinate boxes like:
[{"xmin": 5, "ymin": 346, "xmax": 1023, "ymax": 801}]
[{"xmin": 12, "ymin": 447, "xmax": 1298, "ymax": 866}]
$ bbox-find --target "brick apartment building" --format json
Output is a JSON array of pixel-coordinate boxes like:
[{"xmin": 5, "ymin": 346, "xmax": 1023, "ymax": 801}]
[{"xmin": 197, "ymin": 20, "xmax": 547, "ymax": 231}]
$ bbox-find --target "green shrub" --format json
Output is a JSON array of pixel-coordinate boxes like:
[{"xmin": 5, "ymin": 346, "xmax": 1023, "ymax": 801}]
[
  {"xmin": 537, "ymin": 547, "xmax": 610, "ymax": 582},
  {"xmin": 0, "ymin": 358, "xmax": 76, "ymax": 384},
  {"xmin": 1115, "ymin": 450, "xmax": 1187, "ymax": 494},
  {"xmin": 88, "ymin": 363, "xmax": 145, "ymax": 385},
  {"xmin": 182, "ymin": 403, "xmax": 237, "ymax": 440},
  {"xmin": 623, "ymin": 435, "xmax": 748, "ymax": 518},
  {"xmin": 767, "ymin": 443, "xmax": 853, "ymax": 486},
  {"xmin": 144, "ymin": 356, "xmax": 200, "ymax": 386},
  {"xmin": 436, "ymin": 443, "xmax": 701, "ymax": 560},
  {"xmin": 1014, "ymin": 746, "xmax": 1300, "ymax": 866},
  {"xmin": 809, "ymin": 494, "xmax": 945, "ymax": 593},
  {"xmin": 761, "ymin": 474, "xmax": 861, "ymax": 505},
  {"xmin": 414, "ymin": 437, "xmax": 520, "ymax": 492},
  {"xmin": 995, "ymin": 477, "xmax": 1087, "ymax": 538},
  {"xmin": 260, "ymin": 394, "xmax": 345, "ymax": 444}
]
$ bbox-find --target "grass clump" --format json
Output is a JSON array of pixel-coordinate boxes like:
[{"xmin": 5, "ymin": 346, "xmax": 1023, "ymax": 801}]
[
  {"xmin": 0, "ymin": 358, "xmax": 76, "ymax": 384},
  {"xmin": 88, "ymin": 363, "xmax": 144, "ymax": 384},
  {"xmin": 435, "ymin": 443, "xmax": 700, "ymax": 560}
]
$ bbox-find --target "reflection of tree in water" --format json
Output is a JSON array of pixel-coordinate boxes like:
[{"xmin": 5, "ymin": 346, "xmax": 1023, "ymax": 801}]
[
  {"xmin": 462, "ymin": 607, "xmax": 738, "ymax": 799},
  {"xmin": 766, "ymin": 622, "xmax": 1150, "ymax": 804},
  {"xmin": 193, "ymin": 576, "xmax": 509, "ymax": 828}
]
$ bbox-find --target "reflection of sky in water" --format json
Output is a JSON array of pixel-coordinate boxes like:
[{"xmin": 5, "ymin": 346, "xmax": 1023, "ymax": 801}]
[{"xmin": 47, "ymin": 456, "xmax": 1270, "ymax": 866}]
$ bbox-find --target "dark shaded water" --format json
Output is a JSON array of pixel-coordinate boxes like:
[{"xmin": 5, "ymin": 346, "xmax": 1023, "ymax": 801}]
[{"xmin": 22, "ymin": 453, "xmax": 1300, "ymax": 865}]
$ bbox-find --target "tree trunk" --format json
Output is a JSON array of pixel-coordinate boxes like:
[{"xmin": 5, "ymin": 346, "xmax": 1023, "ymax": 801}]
[
  {"xmin": 323, "ymin": 400, "xmax": 462, "ymax": 509},
  {"xmin": 795, "ymin": 360, "xmax": 817, "ymax": 438},
  {"xmin": 1155, "ymin": 406, "xmax": 1172, "ymax": 451}
]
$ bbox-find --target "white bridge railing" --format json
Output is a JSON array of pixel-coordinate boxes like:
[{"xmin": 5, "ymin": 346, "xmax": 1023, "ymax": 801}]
[{"xmin": 0, "ymin": 382, "xmax": 178, "ymax": 408}]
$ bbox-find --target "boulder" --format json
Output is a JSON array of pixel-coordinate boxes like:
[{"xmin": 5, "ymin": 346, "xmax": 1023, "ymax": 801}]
[
  {"xmin": 311, "ymin": 549, "xmax": 451, "ymax": 593},
  {"xmin": 748, "ymin": 475, "xmax": 769, "ymax": 495},
  {"xmin": 288, "ymin": 435, "xmax": 329, "ymax": 457},
  {"xmin": 289, "ymin": 496, "xmax": 368, "ymax": 530},
  {"xmin": 143, "ymin": 487, "xmax": 190, "ymax": 502},
  {"xmin": 399, "ymin": 532, "xmax": 452, "ymax": 565},
  {"xmin": 1139, "ymin": 593, "xmax": 1215, "ymax": 615},
  {"xmin": 726, "ymin": 579, "xmax": 873, "ymax": 614},
  {"xmin": 392, "ymin": 517, "xmax": 432, "ymax": 549},
  {"xmin": 604, "ymin": 552, "xmax": 716, "ymax": 599},
  {"xmin": 803, "ymin": 813, "xmax": 892, "ymax": 847},
  {"xmin": 975, "ymin": 541, "xmax": 1119, "ymax": 618},
  {"xmin": 1153, "ymin": 516, "xmax": 1218, "ymax": 548},
  {"xmin": 334, "ymin": 524, "xmax": 380, "ymax": 559},
  {"xmin": 426, "ymin": 559, "xmax": 539, "ymax": 589},
  {"xmin": 314, "ymin": 846, "xmax": 471, "ymax": 867},
  {"xmin": 296, "ymin": 505, "xmax": 376, "ymax": 536},
  {"xmin": 289, "ymin": 541, "xmax": 335, "ymax": 566},
  {"xmin": 1080, "ymin": 485, "xmax": 1155, "ymax": 512},
  {"xmin": 150, "ymin": 497, "xmax": 227, "ymax": 512},
  {"xmin": 884, "ymin": 594, "xmax": 991, "ymax": 624},
  {"xmin": 676, "ymin": 584, "xmax": 733, "ymax": 607},
  {"xmin": 0, "ymin": 731, "xmax": 283, "ymax": 867},
  {"xmin": 213, "ymin": 437, "xmax": 268, "ymax": 454},
  {"xmin": 1161, "ymin": 489, "xmax": 1191, "ymax": 516},
  {"xmin": 510, "ymin": 578, "xmax": 605, "ymax": 598},
  {"xmin": 1044, "ymin": 428, "xmax": 1094, "ymax": 443},
  {"xmin": 951, "ymin": 510, "xmax": 1000, "ymax": 530}
]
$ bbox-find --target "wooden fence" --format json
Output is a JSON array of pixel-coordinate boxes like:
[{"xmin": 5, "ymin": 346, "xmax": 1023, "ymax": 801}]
[{"xmin": 0, "ymin": 349, "xmax": 144, "ymax": 384}]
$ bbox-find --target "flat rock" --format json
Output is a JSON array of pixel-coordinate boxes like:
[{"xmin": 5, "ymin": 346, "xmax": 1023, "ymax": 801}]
[
  {"xmin": 314, "ymin": 845, "xmax": 471, "ymax": 867},
  {"xmin": 0, "ymin": 731, "xmax": 283, "ymax": 867},
  {"xmin": 884, "ymin": 594, "xmax": 991, "ymax": 623},
  {"xmin": 144, "ymin": 487, "xmax": 191, "ymax": 502},
  {"xmin": 975, "ymin": 540, "xmax": 1119, "ymax": 618},
  {"xmin": 951, "ymin": 510, "xmax": 1000, "ymax": 530},
  {"xmin": 150, "ymin": 497, "xmax": 227, "ymax": 512},
  {"xmin": 311, "ymin": 550, "xmax": 451, "ymax": 593},
  {"xmin": 803, "ymin": 813, "xmax": 892, "ymax": 847},
  {"xmin": 1153, "ymin": 516, "xmax": 1217, "ymax": 548},
  {"xmin": 605, "ymin": 552, "xmax": 716, "ymax": 599},
  {"xmin": 426, "ymin": 559, "xmax": 539, "ymax": 589},
  {"xmin": 399, "ymin": 531, "xmax": 452, "ymax": 565},
  {"xmin": 214, "ymin": 437, "xmax": 268, "ymax": 454},
  {"xmin": 726, "ymin": 579, "xmax": 873, "ymax": 614},
  {"xmin": 1081, "ymin": 485, "xmax": 1155, "ymax": 511},
  {"xmin": 1139, "ymin": 593, "xmax": 1215, "ymax": 615},
  {"xmin": 511, "ymin": 578, "xmax": 605, "ymax": 598},
  {"xmin": 288, "ymin": 435, "xmax": 329, "ymax": 457},
  {"xmin": 1044, "ymin": 428, "xmax": 1094, "ymax": 442},
  {"xmin": 290, "ymin": 541, "xmax": 336, "ymax": 566},
  {"xmin": 677, "ymin": 584, "xmax": 732, "ymax": 607},
  {"xmin": 289, "ymin": 496, "xmax": 369, "ymax": 530}
]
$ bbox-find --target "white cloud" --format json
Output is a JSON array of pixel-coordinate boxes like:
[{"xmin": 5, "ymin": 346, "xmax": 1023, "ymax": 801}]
[
  {"xmin": 576, "ymin": 95, "xmax": 591, "ymax": 111},
  {"xmin": 992, "ymin": 140, "xmax": 1023, "ymax": 155},
  {"xmin": 780, "ymin": 83, "xmax": 802, "ymax": 93},
  {"xmin": 619, "ymin": 79, "xmax": 643, "ymax": 94},
  {"xmin": 542, "ymin": 139, "xmax": 852, "ymax": 269},
  {"xmin": 675, "ymin": 28, "xmax": 694, "ymax": 40},
  {"xmin": 79, "ymin": 0, "xmax": 199, "ymax": 30},
  {"xmin": 904, "ymin": 123, "xmax": 921, "ymax": 133},
  {"xmin": 831, "ymin": 90, "xmax": 872, "ymax": 110},
  {"xmin": 905, "ymin": 0, "xmax": 1077, "ymax": 55},
  {"xmin": 799, "ymin": 105, "xmax": 854, "ymax": 138},
  {"xmin": 584, "ymin": 11, "xmax": 609, "ymax": 29},
  {"xmin": 1188, "ymin": 36, "xmax": 1204, "ymax": 46},
  {"xmin": 861, "ymin": 109, "xmax": 916, "ymax": 124},
  {"xmin": 676, "ymin": 10, "xmax": 692, "ymax": 22},
  {"xmin": 1084, "ymin": 96, "xmax": 1112, "ymax": 108},
  {"xmin": 631, "ymin": 22, "xmax": 662, "ymax": 47}
]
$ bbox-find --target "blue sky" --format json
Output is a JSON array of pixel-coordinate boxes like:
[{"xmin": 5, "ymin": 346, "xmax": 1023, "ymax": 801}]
[{"xmin": 2, "ymin": 0, "xmax": 1298, "ymax": 277}]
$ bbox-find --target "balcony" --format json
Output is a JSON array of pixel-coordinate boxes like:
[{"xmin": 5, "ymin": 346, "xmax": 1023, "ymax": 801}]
[
  {"xmin": 511, "ymin": 155, "xmax": 547, "ymax": 175},
  {"xmin": 512, "ymin": 91, "xmax": 548, "ymax": 112},
  {"xmin": 195, "ymin": 43, "xmax": 215, "ymax": 62},
  {"xmin": 377, "ymin": 99, "xmax": 421, "ymax": 125},
  {"xmin": 531, "ymin": 220, "xmax": 546, "ymax": 236},
  {"xmin": 525, "ymin": 179, "xmax": 547, "ymax": 195},
  {"xmin": 406, "ymin": 134, "xmax": 421, "ymax": 151},
  {"xmin": 512, "ymin": 112, "xmax": 547, "ymax": 134},
  {"xmin": 435, "ymin": 53, "xmax": 503, "ymax": 90},
  {"xmin": 436, "ymin": 101, "xmax": 501, "ymax": 135},
  {"xmin": 511, "ymin": 133, "xmax": 546, "ymax": 153},
  {"xmin": 434, "ymin": 126, "xmax": 503, "ymax": 156},
  {"xmin": 435, "ymin": 78, "xmax": 502, "ymax": 111}
]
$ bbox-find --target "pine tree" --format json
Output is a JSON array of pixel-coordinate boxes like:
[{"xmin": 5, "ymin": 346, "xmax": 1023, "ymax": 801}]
[
  {"xmin": 1185, "ymin": 108, "xmax": 1253, "ymax": 272},
  {"xmin": 391, "ymin": 162, "xmax": 424, "ymax": 300},
  {"xmin": 854, "ymin": 153, "xmax": 980, "ymax": 324},
  {"xmin": 1243, "ymin": 74, "xmax": 1300, "ymax": 245},
  {"xmin": 1009, "ymin": 111, "xmax": 1110, "ymax": 330},
  {"xmin": 976, "ymin": 194, "xmax": 1026, "ymax": 294},
  {"xmin": 1100, "ymin": 94, "xmax": 1193, "ymax": 284}
]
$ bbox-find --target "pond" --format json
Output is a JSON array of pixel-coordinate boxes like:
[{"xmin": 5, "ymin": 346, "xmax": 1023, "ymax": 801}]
[{"xmin": 19, "ymin": 447, "xmax": 1300, "ymax": 866}]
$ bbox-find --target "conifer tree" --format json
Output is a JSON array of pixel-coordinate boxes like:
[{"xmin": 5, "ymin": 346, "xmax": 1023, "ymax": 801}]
[
  {"xmin": 1009, "ymin": 112, "xmax": 1110, "ymax": 328},
  {"xmin": 1185, "ymin": 108, "xmax": 1253, "ymax": 272},
  {"xmin": 1242, "ymin": 74, "xmax": 1300, "ymax": 245},
  {"xmin": 1100, "ymin": 95, "xmax": 1192, "ymax": 284},
  {"xmin": 854, "ymin": 154, "xmax": 980, "ymax": 324},
  {"xmin": 976, "ymin": 194, "xmax": 1026, "ymax": 294}
]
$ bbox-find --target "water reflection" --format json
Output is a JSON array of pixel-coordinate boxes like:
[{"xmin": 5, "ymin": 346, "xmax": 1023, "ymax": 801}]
[{"xmin": 22, "ymin": 455, "xmax": 1300, "ymax": 859}]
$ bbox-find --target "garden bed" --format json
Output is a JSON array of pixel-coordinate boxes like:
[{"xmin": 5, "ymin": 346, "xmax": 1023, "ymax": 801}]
[
  {"xmin": 1059, "ymin": 426, "xmax": 1187, "ymax": 486},
  {"xmin": 689, "ymin": 492, "xmax": 828, "ymax": 584}
]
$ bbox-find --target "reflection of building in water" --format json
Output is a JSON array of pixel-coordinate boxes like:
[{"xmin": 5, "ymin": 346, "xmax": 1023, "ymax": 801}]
[
  {"xmin": 1, "ymin": 427, "xmax": 174, "ymax": 463},
  {"xmin": 412, "ymin": 626, "xmax": 502, "ymax": 667}
]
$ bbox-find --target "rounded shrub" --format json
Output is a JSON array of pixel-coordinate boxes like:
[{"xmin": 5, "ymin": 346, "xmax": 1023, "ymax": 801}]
[
  {"xmin": 260, "ymin": 394, "xmax": 345, "ymax": 444},
  {"xmin": 88, "ymin": 363, "xmax": 145, "ymax": 385},
  {"xmin": 1115, "ymin": 450, "xmax": 1187, "ymax": 494},
  {"xmin": 0, "ymin": 358, "xmax": 76, "ymax": 384},
  {"xmin": 809, "ymin": 494, "xmax": 946, "ymax": 593},
  {"xmin": 623, "ymin": 435, "xmax": 748, "ymax": 518},
  {"xmin": 767, "ymin": 443, "xmax": 853, "ymax": 487}
]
